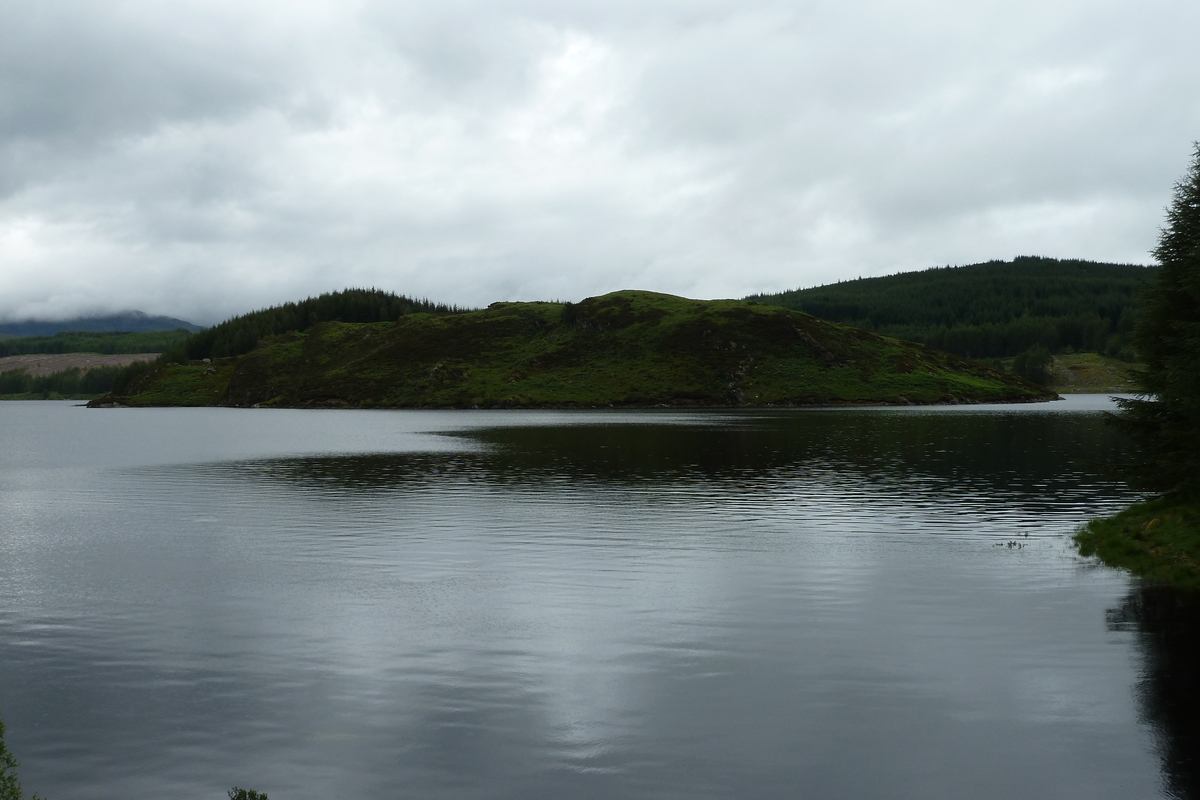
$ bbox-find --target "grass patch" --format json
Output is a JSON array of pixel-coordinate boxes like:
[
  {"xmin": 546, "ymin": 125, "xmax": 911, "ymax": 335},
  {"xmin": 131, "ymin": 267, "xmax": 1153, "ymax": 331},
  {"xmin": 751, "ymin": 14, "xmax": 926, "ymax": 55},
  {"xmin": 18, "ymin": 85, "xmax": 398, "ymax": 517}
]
[
  {"xmin": 117, "ymin": 362, "xmax": 236, "ymax": 407},
  {"xmin": 1075, "ymin": 498, "xmax": 1200, "ymax": 587}
]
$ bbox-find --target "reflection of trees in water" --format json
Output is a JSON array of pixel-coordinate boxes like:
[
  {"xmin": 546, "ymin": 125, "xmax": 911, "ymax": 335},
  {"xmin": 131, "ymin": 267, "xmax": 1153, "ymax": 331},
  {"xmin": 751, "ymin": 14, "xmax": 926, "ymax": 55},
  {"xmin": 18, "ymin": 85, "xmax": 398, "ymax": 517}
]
[
  {"xmin": 447, "ymin": 411, "xmax": 1131, "ymax": 490},
  {"xmin": 1108, "ymin": 586, "xmax": 1200, "ymax": 800},
  {"xmin": 185, "ymin": 411, "xmax": 1135, "ymax": 512}
]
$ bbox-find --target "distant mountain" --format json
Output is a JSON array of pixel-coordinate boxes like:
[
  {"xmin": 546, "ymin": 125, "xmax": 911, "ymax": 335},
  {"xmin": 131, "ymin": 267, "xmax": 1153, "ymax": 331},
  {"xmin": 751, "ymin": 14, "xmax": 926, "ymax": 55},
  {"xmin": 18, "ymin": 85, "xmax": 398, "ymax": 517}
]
[
  {"xmin": 0, "ymin": 311, "xmax": 203, "ymax": 337},
  {"xmin": 746, "ymin": 256, "xmax": 1157, "ymax": 360}
]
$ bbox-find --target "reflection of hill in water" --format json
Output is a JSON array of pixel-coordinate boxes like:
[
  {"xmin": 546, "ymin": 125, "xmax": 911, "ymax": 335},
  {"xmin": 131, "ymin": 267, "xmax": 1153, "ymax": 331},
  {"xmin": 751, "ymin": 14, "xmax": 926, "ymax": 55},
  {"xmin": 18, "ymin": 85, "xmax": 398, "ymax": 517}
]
[
  {"xmin": 1109, "ymin": 586, "xmax": 1200, "ymax": 800},
  {"xmin": 186, "ymin": 410, "xmax": 1133, "ymax": 510}
]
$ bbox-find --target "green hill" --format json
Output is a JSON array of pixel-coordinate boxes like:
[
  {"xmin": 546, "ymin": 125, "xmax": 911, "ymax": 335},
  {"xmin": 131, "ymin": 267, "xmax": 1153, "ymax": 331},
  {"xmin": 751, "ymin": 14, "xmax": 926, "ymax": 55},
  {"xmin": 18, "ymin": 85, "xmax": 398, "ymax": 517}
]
[
  {"xmin": 747, "ymin": 256, "xmax": 1157, "ymax": 359},
  {"xmin": 95, "ymin": 290, "xmax": 1053, "ymax": 409}
]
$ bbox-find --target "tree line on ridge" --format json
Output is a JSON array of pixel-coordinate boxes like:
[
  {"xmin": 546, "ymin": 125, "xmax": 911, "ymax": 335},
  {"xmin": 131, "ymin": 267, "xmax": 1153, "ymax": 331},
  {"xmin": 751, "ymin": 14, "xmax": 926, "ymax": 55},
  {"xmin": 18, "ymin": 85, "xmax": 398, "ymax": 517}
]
[
  {"xmin": 0, "ymin": 330, "xmax": 193, "ymax": 358},
  {"xmin": 161, "ymin": 288, "xmax": 463, "ymax": 363},
  {"xmin": 747, "ymin": 256, "xmax": 1156, "ymax": 360}
]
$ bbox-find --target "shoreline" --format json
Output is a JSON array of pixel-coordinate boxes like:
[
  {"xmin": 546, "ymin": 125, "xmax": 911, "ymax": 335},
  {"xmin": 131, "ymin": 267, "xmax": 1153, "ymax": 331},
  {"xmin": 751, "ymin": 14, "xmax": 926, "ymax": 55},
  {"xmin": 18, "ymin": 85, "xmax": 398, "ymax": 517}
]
[{"xmin": 1076, "ymin": 499, "xmax": 1200, "ymax": 588}]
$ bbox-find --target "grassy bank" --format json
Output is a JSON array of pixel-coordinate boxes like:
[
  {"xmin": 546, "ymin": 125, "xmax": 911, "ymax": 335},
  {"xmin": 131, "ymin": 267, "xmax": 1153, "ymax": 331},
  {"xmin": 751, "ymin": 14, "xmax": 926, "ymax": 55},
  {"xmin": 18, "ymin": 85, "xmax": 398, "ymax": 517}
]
[{"xmin": 1075, "ymin": 499, "xmax": 1200, "ymax": 587}]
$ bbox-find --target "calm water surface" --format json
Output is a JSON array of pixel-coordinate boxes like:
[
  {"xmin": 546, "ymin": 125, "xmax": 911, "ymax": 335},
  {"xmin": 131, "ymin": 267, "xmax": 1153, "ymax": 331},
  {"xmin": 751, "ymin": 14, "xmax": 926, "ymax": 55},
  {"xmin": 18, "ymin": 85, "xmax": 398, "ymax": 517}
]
[{"xmin": 1, "ymin": 396, "xmax": 1198, "ymax": 799}]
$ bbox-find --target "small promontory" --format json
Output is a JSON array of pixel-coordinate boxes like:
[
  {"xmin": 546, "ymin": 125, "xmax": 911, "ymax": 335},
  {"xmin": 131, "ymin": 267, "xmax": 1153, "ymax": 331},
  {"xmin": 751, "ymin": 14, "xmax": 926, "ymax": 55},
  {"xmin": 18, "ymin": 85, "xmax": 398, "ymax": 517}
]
[{"xmin": 92, "ymin": 291, "xmax": 1054, "ymax": 408}]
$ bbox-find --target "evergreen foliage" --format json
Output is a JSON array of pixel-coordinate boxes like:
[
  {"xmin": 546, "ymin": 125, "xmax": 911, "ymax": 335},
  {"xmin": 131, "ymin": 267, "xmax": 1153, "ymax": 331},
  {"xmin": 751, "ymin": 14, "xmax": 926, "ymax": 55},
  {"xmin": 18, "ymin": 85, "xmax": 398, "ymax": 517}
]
[
  {"xmin": 747, "ymin": 257, "xmax": 1155, "ymax": 359},
  {"xmin": 1012, "ymin": 344, "xmax": 1053, "ymax": 385},
  {"xmin": 0, "ymin": 717, "xmax": 20, "ymax": 800},
  {"xmin": 0, "ymin": 714, "xmax": 40, "ymax": 800},
  {"xmin": 164, "ymin": 288, "xmax": 463, "ymax": 363},
  {"xmin": 1113, "ymin": 145, "xmax": 1200, "ymax": 499},
  {"xmin": 0, "ymin": 329, "xmax": 192, "ymax": 357},
  {"xmin": 0, "ymin": 365, "xmax": 125, "ymax": 397},
  {"xmin": 229, "ymin": 788, "xmax": 267, "ymax": 800},
  {"xmin": 111, "ymin": 359, "xmax": 156, "ymax": 395}
]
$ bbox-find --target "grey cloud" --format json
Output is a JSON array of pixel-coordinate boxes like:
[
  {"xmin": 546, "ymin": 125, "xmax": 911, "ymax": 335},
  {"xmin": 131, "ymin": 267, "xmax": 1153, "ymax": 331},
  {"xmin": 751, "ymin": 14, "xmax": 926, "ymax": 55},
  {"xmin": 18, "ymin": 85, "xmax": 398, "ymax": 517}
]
[
  {"xmin": 0, "ymin": 1, "xmax": 283, "ymax": 142},
  {"xmin": 0, "ymin": 0, "xmax": 1197, "ymax": 323}
]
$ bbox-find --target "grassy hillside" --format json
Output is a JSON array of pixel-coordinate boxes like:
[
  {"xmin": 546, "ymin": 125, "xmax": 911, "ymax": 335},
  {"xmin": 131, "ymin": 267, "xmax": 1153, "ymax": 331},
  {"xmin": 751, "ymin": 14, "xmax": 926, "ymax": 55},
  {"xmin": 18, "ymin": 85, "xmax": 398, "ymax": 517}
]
[
  {"xmin": 99, "ymin": 291, "xmax": 1053, "ymax": 409},
  {"xmin": 748, "ymin": 256, "xmax": 1156, "ymax": 359}
]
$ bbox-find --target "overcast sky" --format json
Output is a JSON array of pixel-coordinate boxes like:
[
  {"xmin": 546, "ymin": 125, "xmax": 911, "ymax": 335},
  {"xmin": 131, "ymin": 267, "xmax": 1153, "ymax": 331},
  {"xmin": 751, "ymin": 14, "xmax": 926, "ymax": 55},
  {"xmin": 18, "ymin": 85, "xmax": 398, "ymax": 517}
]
[{"xmin": 1, "ymin": 0, "xmax": 1197, "ymax": 325}]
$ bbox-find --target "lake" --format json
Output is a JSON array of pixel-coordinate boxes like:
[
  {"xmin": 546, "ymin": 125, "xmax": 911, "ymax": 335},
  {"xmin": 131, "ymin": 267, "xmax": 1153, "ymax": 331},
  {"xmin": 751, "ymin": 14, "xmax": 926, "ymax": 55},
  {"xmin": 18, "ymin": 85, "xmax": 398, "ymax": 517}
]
[{"xmin": 1, "ymin": 396, "xmax": 1198, "ymax": 799}]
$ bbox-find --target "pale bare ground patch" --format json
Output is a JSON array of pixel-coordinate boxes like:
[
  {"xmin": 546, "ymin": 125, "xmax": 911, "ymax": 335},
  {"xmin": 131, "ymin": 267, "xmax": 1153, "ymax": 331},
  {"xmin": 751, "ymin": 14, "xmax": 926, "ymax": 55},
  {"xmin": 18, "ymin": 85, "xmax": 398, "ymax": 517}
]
[
  {"xmin": 0, "ymin": 353, "xmax": 159, "ymax": 377},
  {"xmin": 1047, "ymin": 353, "xmax": 1140, "ymax": 394}
]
